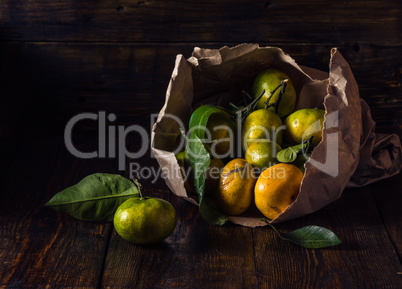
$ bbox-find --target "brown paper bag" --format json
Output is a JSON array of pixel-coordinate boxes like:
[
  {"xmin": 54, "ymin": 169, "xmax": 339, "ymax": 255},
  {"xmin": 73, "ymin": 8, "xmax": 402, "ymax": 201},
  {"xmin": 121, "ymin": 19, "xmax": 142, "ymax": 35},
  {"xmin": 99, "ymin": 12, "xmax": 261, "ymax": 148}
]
[{"xmin": 151, "ymin": 44, "xmax": 402, "ymax": 226}]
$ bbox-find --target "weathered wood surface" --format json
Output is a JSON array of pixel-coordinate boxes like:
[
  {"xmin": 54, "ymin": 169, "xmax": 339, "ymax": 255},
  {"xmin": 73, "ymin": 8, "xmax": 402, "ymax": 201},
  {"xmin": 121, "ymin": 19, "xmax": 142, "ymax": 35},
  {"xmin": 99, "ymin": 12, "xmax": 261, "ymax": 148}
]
[
  {"xmin": 0, "ymin": 0, "xmax": 401, "ymax": 137},
  {"xmin": 0, "ymin": 0, "xmax": 400, "ymax": 44},
  {"xmin": 371, "ymin": 174, "xmax": 402, "ymax": 258},
  {"xmin": 0, "ymin": 137, "xmax": 114, "ymax": 288},
  {"xmin": 0, "ymin": 134, "xmax": 401, "ymax": 288},
  {"xmin": 0, "ymin": 0, "xmax": 401, "ymax": 288}
]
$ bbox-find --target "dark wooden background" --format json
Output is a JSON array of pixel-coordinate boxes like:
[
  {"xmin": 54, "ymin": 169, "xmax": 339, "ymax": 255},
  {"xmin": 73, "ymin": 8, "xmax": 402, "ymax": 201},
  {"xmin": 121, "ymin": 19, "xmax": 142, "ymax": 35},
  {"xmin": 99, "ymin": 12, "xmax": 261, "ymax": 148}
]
[
  {"xmin": 0, "ymin": 1, "xmax": 401, "ymax": 288},
  {"xmin": 1, "ymin": 0, "xmax": 401, "ymax": 139}
]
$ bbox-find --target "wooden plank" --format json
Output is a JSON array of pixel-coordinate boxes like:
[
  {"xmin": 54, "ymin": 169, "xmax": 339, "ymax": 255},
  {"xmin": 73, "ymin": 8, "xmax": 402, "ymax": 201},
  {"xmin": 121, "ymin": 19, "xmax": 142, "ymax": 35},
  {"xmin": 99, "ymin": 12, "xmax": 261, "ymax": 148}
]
[
  {"xmin": 0, "ymin": 113, "xmax": 400, "ymax": 288},
  {"xmin": 0, "ymin": 135, "xmax": 123, "ymax": 288},
  {"xmin": 100, "ymin": 138, "xmax": 257, "ymax": 288},
  {"xmin": 101, "ymin": 183, "xmax": 257, "ymax": 288},
  {"xmin": 1, "ymin": 42, "xmax": 401, "ymax": 137},
  {"xmin": 370, "ymin": 173, "xmax": 402, "ymax": 260},
  {"xmin": 253, "ymin": 186, "xmax": 402, "ymax": 288},
  {"xmin": 0, "ymin": 0, "xmax": 401, "ymax": 45}
]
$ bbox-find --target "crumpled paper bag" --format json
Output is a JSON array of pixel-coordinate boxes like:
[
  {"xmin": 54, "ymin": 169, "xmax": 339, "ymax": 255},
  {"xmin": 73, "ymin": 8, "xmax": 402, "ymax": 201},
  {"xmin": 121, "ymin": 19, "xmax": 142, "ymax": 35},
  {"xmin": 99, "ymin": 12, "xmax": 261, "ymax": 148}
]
[{"xmin": 151, "ymin": 44, "xmax": 402, "ymax": 226}]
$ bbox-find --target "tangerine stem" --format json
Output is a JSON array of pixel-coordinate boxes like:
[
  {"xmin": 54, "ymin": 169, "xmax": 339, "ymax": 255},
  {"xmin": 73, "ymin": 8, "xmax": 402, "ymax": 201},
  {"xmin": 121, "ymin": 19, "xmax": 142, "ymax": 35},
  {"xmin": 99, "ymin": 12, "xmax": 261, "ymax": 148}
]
[
  {"xmin": 302, "ymin": 135, "xmax": 314, "ymax": 156},
  {"xmin": 242, "ymin": 90, "xmax": 252, "ymax": 106},
  {"xmin": 261, "ymin": 218, "xmax": 291, "ymax": 242},
  {"xmin": 249, "ymin": 89, "xmax": 265, "ymax": 110},
  {"xmin": 264, "ymin": 82, "xmax": 283, "ymax": 109},
  {"xmin": 229, "ymin": 102, "xmax": 241, "ymax": 110},
  {"xmin": 180, "ymin": 129, "xmax": 190, "ymax": 142},
  {"xmin": 264, "ymin": 79, "xmax": 288, "ymax": 113},
  {"xmin": 233, "ymin": 89, "xmax": 266, "ymax": 121},
  {"xmin": 131, "ymin": 178, "xmax": 144, "ymax": 198},
  {"xmin": 274, "ymin": 79, "xmax": 288, "ymax": 114}
]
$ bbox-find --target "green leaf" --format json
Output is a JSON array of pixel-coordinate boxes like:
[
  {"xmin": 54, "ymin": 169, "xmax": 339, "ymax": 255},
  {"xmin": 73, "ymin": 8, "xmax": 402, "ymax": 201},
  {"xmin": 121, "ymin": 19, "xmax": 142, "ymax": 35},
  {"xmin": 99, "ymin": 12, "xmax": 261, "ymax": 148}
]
[
  {"xmin": 199, "ymin": 201, "xmax": 229, "ymax": 226},
  {"xmin": 188, "ymin": 105, "xmax": 231, "ymax": 137},
  {"xmin": 45, "ymin": 173, "xmax": 139, "ymax": 221},
  {"xmin": 262, "ymin": 219, "xmax": 342, "ymax": 249},
  {"xmin": 293, "ymin": 154, "xmax": 310, "ymax": 173},
  {"xmin": 276, "ymin": 137, "xmax": 313, "ymax": 164},
  {"xmin": 276, "ymin": 147, "xmax": 298, "ymax": 163},
  {"xmin": 281, "ymin": 225, "xmax": 342, "ymax": 249},
  {"xmin": 187, "ymin": 132, "xmax": 211, "ymax": 205},
  {"xmin": 186, "ymin": 104, "xmax": 230, "ymax": 225},
  {"xmin": 187, "ymin": 134, "xmax": 228, "ymax": 225}
]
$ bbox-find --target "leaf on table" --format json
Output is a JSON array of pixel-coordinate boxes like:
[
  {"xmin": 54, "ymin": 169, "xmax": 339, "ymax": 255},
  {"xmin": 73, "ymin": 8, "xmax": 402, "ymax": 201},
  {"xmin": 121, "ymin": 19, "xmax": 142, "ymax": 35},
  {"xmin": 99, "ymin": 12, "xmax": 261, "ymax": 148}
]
[
  {"xmin": 199, "ymin": 201, "xmax": 229, "ymax": 226},
  {"xmin": 45, "ymin": 173, "xmax": 139, "ymax": 221},
  {"xmin": 280, "ymin": 225, "xmax": 342, "ymax": 249},
  {"xmin": 262, "ymin": 219, "xmax": 342, "ymax": 249}
]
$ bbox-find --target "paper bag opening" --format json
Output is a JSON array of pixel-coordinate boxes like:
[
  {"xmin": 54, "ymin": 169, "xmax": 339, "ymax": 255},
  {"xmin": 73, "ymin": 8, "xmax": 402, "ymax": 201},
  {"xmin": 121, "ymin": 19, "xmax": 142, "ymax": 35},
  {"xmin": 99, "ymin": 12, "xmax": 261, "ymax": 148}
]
[{"xmin": 151, "ymin": 44, "xmax": 402, "ymax": 226}]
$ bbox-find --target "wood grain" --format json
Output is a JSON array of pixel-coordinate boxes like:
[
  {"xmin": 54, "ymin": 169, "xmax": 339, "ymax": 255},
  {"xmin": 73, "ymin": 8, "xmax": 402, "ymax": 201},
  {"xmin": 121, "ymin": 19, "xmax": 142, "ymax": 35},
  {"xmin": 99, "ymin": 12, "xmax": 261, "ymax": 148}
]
[
  {"xmin": 0, "ymin": 130, "xmax": 401, "ymax": 288},
  {"xmin": 0, "ymin": 0, "xmax": 401, "ymax": 45},
  {"xmin": 0, "ymin": 136, "xmax": 119, "ymax": 288},
  {"xmin": 253, "ymin": 186, "xmax": 402, "ymax": 288},
  {"xmin": 370, "ymin": 174, "xmax": 402, "ymax": 260},
  {"xmin": 101, "ymin": 138, "xmax": 258, "ymax": 289},
  {"xmin": 0, "ymin": 0, "xmax": 401, "ymax": 287},
  {"xmin": 101, "ymin": 198, "xmax": 257, "ymax": 289}
]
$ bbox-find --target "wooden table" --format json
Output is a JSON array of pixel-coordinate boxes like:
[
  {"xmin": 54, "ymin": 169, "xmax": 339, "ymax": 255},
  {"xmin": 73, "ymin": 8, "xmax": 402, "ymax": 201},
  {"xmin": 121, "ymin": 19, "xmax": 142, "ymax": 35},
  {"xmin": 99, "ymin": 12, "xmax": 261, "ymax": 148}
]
[{"xmin": 1, "ymin": 0, "xmax": 401, "ymax": 288}]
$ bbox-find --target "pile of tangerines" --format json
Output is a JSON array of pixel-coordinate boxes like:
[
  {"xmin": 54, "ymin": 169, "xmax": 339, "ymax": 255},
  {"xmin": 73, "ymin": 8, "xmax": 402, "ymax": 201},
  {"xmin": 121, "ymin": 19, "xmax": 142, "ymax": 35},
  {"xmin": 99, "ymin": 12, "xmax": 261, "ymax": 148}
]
[{"xmin": 177, "ymin": 68, "xmax": 325, "ymax": 220}]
